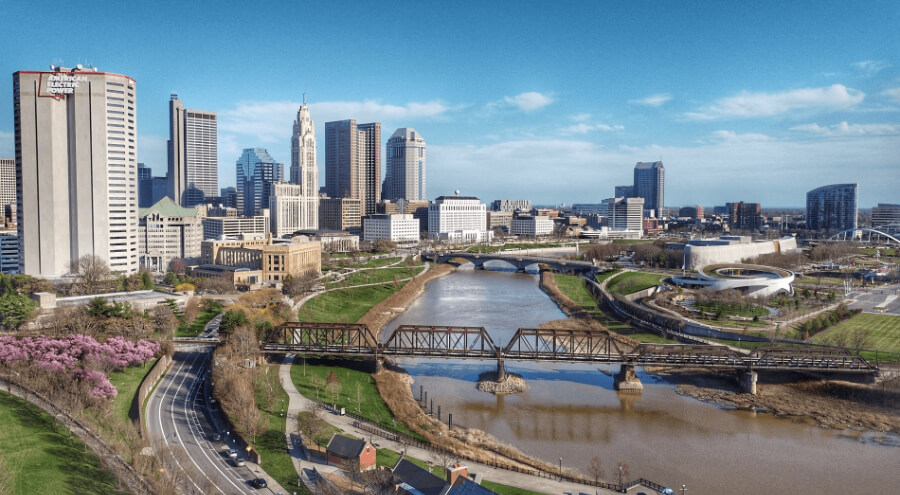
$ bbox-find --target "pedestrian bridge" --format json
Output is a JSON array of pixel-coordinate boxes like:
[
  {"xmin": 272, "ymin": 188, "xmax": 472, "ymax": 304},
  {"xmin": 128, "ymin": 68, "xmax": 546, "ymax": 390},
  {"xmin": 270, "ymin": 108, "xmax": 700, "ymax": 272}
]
[
  {"xmin": 262, "ymin": 322, "xmax": 877, "ymax": 375},
  {"xmin": 422, "ymin": 250, "xmax": 597, "ymax": 273}
]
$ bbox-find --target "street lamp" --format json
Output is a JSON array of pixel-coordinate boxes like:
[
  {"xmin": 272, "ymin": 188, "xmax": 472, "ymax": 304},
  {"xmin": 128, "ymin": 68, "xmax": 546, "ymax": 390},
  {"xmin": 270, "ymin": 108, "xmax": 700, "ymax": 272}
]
[
  {"xmin": 681, "ymin": 484, "xmax": 686, "ymax": 495},
  {"xmin": 558, "ymin": 457, "xmax": 562, "ymax": 480},
  {"xmin": 617, "ymin": 465, "xmax": 623, "ymax": 485}
]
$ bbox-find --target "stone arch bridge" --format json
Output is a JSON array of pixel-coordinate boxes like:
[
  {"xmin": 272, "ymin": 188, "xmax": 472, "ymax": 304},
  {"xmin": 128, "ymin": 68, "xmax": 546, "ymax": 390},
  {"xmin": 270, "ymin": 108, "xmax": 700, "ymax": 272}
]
[{"xmin": 422, "ymin": 250, "xmax": 598, "ymax": 273}]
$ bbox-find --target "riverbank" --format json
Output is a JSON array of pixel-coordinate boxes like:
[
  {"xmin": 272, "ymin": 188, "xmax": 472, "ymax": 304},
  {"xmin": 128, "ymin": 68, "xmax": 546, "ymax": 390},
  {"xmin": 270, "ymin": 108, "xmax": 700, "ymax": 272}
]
[
  {"xmin": 654, "ymin": 368, "xmax": 900, "ymax": 435},
  {"xmin": 358, "ymin": 262, "xmax": 457, "ymax": 337}
]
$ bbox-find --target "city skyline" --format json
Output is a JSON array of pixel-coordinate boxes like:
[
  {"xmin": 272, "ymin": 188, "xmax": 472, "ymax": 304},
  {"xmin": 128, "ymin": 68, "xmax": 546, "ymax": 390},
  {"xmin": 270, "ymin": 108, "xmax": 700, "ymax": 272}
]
[{"xmin": 0, "ymin": 1, "xmax": 898, "ymax": 207}]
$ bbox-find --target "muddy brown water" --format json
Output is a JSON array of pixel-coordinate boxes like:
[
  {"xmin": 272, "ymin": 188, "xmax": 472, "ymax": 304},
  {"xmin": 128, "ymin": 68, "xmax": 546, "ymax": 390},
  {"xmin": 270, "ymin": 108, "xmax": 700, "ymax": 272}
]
[{"xmin": 382, "ymin": 266, "xmax": 900, "ymax": 495}]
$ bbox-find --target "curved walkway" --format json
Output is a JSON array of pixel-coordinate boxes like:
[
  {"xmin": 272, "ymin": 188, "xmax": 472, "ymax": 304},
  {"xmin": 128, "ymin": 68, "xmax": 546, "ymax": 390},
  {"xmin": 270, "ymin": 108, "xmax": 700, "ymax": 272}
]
[{"xmin": 277, "ymin": 355, "xmax": 622, "ymax": 495}]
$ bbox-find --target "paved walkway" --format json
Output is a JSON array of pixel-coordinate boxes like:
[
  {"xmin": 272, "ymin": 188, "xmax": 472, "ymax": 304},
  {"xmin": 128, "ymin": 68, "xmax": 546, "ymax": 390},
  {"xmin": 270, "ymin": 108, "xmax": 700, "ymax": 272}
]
[{"xmin": 277, "ymin": 355, "xmax": 625, "ymax": 495}]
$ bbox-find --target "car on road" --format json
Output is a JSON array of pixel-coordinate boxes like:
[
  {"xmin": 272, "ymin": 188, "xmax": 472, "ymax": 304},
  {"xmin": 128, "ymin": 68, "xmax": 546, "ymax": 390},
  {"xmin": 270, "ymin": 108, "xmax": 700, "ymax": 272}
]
[
  {"xmin": 251, "ymin": 478, "xmax": 267, "ymax": 489},
  {"xmin": 211, "ymin": 433, "xmax": 222, "ymax": 442},
  {"xmin": 227, "ymin": 448, "xmax": 238, "ymax": 458},
  {"xmin": 234, "ymin": 458, "xmax": 246, "ymax": 467}
]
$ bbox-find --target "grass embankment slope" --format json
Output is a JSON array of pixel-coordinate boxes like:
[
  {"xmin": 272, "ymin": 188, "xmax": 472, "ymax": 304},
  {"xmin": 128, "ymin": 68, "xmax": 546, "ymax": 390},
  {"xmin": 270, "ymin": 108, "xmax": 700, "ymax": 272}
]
[
  {"xmin": 107, "ymin": 358, "xmax": 160, "ymax": 424},
  {"xmin": 605, "ymin": 271, "xmax": 665, "ymax": 295},
  {"xmin": 0, "ymin": 391, "xmax": 122, "ymax": 495},
  {"xmin": 812, "ymin": 312, "xmax": 900, "ymax": 353}
]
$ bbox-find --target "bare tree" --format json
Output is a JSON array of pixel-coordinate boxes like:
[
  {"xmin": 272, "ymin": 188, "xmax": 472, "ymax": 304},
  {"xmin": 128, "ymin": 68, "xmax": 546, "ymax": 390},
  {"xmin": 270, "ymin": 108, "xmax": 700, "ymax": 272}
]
[
  {"xmin": 588, "ymin": 455, "xmax": 604, "ymax": 484},
  {"xmin": 228, "ymin": 325, "xmax": 260, "ymax": 361},
  {"xmin": 70, "ymin": 254, "xmax": 112, "ymax": 295},
  {"xmin": 151, "ymin": 304, "xmax": 178, "ymax": 338},
  {"xmin": 615, "ymin": 461, "xmax": 630, "ymax": 485},
  {"xmin": 283, "ymin": 271, "xmax": 319, "ymax": 297},
  {"xmin": 298, "ymin": 403, "xmax": 327, "ymax": 451},
  {"xmin": 360, "ymin": 468, "xmax": 395, "ymax": 495}
]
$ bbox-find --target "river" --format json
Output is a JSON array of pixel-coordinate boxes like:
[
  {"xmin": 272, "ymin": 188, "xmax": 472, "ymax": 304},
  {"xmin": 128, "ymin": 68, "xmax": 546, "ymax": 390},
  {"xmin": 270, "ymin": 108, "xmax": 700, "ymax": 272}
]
[{"xmin": 382, "ymin": 264, "xmax": 900, "ymax": 495}]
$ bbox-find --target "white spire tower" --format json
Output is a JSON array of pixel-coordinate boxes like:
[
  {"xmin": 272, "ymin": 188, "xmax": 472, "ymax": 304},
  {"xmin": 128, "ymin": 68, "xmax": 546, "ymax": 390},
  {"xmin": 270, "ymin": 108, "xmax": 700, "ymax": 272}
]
[{"xmin": 290, "ymin": 95, "xmax": 319, "ymax": 229}]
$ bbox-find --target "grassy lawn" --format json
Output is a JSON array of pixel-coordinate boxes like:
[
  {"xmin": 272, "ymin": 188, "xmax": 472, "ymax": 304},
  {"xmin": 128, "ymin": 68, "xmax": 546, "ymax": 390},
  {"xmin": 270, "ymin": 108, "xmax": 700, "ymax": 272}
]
[
  {"xmin": 327, "ymin": 265, "xmax": 421, "ymax": 289},
  {"xmin": 0, "ymin": 391, "xmax": 123, "ymax": 494},
  {"xmin": 693, "ymin": 301, "xmax": 768, "ymax": 318},
  {"xmin": 553, "ymin": 274, "xmax": 602, "ymax": 316},
  {"xmin": 626, "ymin": 331, "xmax": 681, "ymax": 344},
  {"xmin": 482, "ymin": 480, "xmax": 548, "ymax": 495},
  {"xmin": 290, "ymin": 361, "xmax": 420, "ymax": 439},
  {"xmin": 606, "ymin": 272, "xmax": 665, "ymax": 295},
  {"xmin": 176, "ymin": 305, "xmax": 222, "ymax": 337},
  {"xmin": 594, "ymin": 268, "xmax": 622, "ymax": 284},
  {"xmin": 298, "ymin": 282, "xmax": 407, "ymax": 322},
  {"xmin": 107, "ymin": 358, "xmax": 159, "ymax": 424},
  {"xmin": 253, "ymin": 363, "xmax": 309, "ymax": 494},
  {"xmin": 296, "ymin": 411, "xmax": 340, "ymax": 450},
  {"xmin": 811, "ymin": 312, "xmax": 900, "ymax": 353}
]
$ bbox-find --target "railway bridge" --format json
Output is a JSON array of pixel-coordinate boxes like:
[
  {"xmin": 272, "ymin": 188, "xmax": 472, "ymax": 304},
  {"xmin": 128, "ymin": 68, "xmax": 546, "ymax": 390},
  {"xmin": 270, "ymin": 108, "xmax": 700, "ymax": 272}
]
[{"xmin": 262, "ymin": 322, "xmax": 878, "ymax": 394}]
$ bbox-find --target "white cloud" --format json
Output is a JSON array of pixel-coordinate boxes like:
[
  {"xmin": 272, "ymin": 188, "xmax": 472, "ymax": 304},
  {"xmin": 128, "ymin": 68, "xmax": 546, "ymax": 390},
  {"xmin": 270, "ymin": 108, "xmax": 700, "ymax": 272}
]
[
  {"xmin": 790, "ymin": 121, "xmax": 900, "ymax": 137},
  {"xmin": 428, "ymin": 134, "xmax": 900, "ymax": 206},
  {"xmin": 686, "ymin": 84, "xmax": 865, "ymax": 120},
  {"xmin": 0, "ymin": 131, "xmax": 13, "ymax": 158},
  {"xmin": 503, "ymin": 91, "xmax": 554, "ymax": 111},
  {"xmin": 852, "ymin": 60, "xmax": 889, "ymax": 77},
  {"xmin": 709, "ymin": 130, "xmax": 772, "ymax": 143},
  {"xmin": 218, "ymin": 99, "xmax": 455, "ymax": 144},
  {"xmin": 570, "ymin": 113, "xmax": 591, "ymax": 122},
  {"xmin": 561, "ymin": 123, "xmax": 624, "ymax": 134},
  {"xmin": 883, "ymin": 88, "xmax": 900, "ymax": 104},
  {"xmin": 630, "ymin": 93, "xmax": 673, "ymax": 107}
]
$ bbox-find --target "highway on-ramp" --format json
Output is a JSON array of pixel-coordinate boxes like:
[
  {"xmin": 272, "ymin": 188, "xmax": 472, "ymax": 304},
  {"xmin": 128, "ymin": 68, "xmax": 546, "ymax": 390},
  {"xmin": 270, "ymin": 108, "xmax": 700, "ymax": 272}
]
[{"xmin": 145, "ymin": 347, "xmax": 273, "ymax": 494}]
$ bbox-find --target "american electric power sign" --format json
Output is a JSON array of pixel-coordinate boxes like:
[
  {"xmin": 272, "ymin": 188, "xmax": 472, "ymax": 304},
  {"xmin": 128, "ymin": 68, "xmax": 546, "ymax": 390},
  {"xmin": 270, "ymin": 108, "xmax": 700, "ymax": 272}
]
[{"xmin": 39, "ymin": 72, "xmax": 88, "ymax": 97}]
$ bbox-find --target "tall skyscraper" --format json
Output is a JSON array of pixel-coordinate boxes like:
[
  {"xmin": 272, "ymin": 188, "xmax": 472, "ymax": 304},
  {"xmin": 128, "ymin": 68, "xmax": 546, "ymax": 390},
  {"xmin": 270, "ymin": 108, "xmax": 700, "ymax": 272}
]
[
  {"xmin": 167, "ymin": 94, "xmax": 218, "ymax": 207},
  {"xmin": 383, "ymin": 128, "xmax": 426, "ymax": 202},
  {"xmin": 236, "ymin": 148, "xmax": 283, "ymax": 217},
  {"xmin": 137, "ymin": 162, "xmax": 153, "ymax": 207},
  {"xmin": 633, "ymin": 161, "xmax": 664, "ymax": 217},
  {"xmin": 325, "ymin": 120, "xmax": 381, "ymax": 216},
  {"xmin": 806, "ymin": 183, "xmax": 858, "ymax": 232},
  {"xmin": 0, "ymin": 158, "xmax": 15, "ymax": 217},
  {"xmin": 14, "ymin": 66, "xmax": 139, "ymax": 277},
  {"xmin": 289, "ymin": 98, "xmax": 319, "ymax": 229}
]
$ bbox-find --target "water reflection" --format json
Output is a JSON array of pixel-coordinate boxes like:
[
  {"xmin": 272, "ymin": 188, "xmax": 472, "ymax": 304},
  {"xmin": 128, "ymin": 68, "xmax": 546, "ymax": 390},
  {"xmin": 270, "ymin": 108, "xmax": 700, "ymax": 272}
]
[{"xmin": 385, "ymin": 268, "xmax": 900, "ymax": 494}]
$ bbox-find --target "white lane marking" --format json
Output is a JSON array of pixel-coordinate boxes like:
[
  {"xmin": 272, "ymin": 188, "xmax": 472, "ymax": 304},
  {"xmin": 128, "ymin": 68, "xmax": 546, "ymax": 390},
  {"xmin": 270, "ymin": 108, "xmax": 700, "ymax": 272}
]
[
  {"xmin": 179, "ymin": 355, "xmax": 252, "ymax": 494},
  {"xmin": 155, "ymin": 352, "xmax": 205, "ymax": 493}
]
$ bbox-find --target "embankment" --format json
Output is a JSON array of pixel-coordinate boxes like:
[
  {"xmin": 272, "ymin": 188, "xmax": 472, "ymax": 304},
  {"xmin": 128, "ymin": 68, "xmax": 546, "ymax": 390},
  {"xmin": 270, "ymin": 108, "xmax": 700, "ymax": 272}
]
[{"xmin": 358, "ymin": 262, "xmax": 457, "ymax": 337}]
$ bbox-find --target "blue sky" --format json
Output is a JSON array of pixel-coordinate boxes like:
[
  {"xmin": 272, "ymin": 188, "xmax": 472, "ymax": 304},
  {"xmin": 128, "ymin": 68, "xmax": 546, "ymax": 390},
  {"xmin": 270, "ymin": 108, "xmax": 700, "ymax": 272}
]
[{"xmin": 1, "ymin": 0, "xmax": 898, "ymax": 208}]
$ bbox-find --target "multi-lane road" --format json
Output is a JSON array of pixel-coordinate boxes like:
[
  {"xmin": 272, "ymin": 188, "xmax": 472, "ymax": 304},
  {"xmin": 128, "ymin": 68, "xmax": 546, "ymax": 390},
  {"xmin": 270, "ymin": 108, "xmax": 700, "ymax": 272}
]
[{"xmin": 145, "ymin": 347, "xmax": 274, "ymax": 494}]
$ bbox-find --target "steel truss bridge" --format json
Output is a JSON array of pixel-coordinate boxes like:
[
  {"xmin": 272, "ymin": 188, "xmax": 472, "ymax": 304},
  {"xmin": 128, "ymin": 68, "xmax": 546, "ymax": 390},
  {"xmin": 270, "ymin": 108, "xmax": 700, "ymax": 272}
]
[{"xmin": 262, "ymin": 322, "xmax": 877, "ymax": 374}]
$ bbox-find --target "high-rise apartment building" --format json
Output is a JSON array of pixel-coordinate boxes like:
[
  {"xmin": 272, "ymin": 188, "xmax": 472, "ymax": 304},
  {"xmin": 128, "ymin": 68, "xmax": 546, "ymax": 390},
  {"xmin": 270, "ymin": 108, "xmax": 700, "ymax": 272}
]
[
  {"xmin": 726, "ymin": 201, "xmax": 763, "ymax": 231},
  {"xmin": 236, "ymin": 148, "xmax": 283, "ymax": 217},
  {"xmin": 383, "ymin": 128, "xmax": 426, "ymax": 202},
  {"xmin": 167, "ymin": 95, "xmax": 218, "ymax": 207},
  {"xmin": 633, "ymin": 161, "xmax": 664, "ymax": 217},
  {"xmin": 14, "ymin": 66, "xmax": 139, "ymax": 277},
  {"xmin": 325, "ymin": 120, "xmax": 381, "ymax": 216},
  {"xmin": 0, "ymin": 158, "xmax": 16, "ymax": 225},
  {"xmin": 289, "ymin": 99, "xmax": 319, "ymax": 229},
  {"xmin": 220, "ymin": 186, "xmax": 238, "ymax": 209},
  {"xmin": 806, "ymin": 184, "xmax": 858, "ymax": 232},
  {"xmin": 319, "ymin": 197, "xmax": 362, "ymax": 233}
]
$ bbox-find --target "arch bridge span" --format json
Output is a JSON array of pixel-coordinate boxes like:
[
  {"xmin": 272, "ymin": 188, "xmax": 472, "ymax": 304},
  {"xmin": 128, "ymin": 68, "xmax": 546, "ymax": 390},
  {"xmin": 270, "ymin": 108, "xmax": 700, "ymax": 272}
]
[
  {"xmin": 422, "ymin": 250, "xmax": 598, "ymax": 273},
  {"xmin": 263, "ymin": 322, "xmax": 877, "ymax": 375}
]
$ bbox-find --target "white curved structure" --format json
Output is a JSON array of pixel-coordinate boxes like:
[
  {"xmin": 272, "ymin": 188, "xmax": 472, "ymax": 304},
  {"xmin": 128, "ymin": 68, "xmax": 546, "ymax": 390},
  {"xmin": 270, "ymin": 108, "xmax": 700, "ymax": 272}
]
[
  {"xmin": 685, "ymin": 236, "xmax": 798, "ymax": 269},
  {"xmin": 672, "ymin": 264, "xmax": 794, "ymax": 298},
  {"xmin": 827, "ymin": 228, "xmax": 900, "ymax": 246}
]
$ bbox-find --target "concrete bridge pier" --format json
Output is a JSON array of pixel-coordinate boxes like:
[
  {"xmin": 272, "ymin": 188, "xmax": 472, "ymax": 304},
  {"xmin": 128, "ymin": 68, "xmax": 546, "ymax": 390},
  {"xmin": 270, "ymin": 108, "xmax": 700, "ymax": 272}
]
[
  {"xmin": 614, "ymin": 364, "xmax": 643, "ymax": 393},
  {"xmin": 496, "ymin": 358, "xmax": 507, "ymax": 382},
  {"xmin": 739, "ymin": 370, "xmax": 758, "ymax": 395},
  {"xmin": 374, "ymin": 357, "xmax": 384, "ymax": 374}
]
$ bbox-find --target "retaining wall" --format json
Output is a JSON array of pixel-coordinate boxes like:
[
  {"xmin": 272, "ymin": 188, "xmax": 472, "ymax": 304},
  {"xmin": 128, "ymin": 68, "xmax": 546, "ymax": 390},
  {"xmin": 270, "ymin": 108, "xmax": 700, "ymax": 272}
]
[{"xmin": 135, "ymin": 354, "xmax": 172, "ymax": 437}]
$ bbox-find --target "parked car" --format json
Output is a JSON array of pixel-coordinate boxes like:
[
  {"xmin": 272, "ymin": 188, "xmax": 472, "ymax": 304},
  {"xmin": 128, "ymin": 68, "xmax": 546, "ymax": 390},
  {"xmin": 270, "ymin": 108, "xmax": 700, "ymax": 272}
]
[{"xmin": 252, "ymin": 478, "xmax": 267, "ymax": 489}]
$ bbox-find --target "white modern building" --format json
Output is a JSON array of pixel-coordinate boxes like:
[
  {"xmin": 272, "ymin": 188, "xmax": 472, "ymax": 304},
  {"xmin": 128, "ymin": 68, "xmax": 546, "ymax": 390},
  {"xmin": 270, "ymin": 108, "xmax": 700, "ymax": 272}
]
[
  {"xmin": 428, "ymin": 195, "xmax": 492, "ymax": 243},
  {"xmin": 510, "ymin": 215, "xmax": 554, "ymax": 237},
  {"xmin": 270, "ymin": 182, "xmax": 317, "ymax": 238},
  {"xmin": 0, "ymin": 158, "xmax": 14, "ymax": 215},
  {"xmin": 684, "ymin": 235, "xmax": 799, "ymax": 269},
  {"xmin": 363, "ymin": 214, "xmax": 420, "ymax": 246},
  {"xmin": 202, "ymin": 213, "xmax": 270, "ymax": 240},
  {"xmin": 138, "ymin": 197, "xmax": 203, "ymax": 272},
  {"xmin": 491, "ymin": 199, "xmax": 532, "ymax": 212},
  {"xmin": 14, "ymin": 66, "xmax": 139, "ymax": 277},
  {"xmin": 382, "ymin": 128, "xmax": 426, "ymax": 202},
  {"xmin": 167, "ymin": 94, "xmax": 218, "ymax": 207},
  {"xmin": 603, "ymin": 197, "xmax": 644, "ymax": 234},
  {"xmin": 289, "ymin": 98, "xmax": 319, "ymax": 229}
]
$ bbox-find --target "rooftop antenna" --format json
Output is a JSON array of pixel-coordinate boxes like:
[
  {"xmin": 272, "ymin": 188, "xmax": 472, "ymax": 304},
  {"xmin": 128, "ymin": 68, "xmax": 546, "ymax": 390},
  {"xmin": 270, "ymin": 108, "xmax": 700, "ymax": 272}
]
[{"xmin": 303, "ymin": 93, "xmax": 308, "ymax": 105}]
